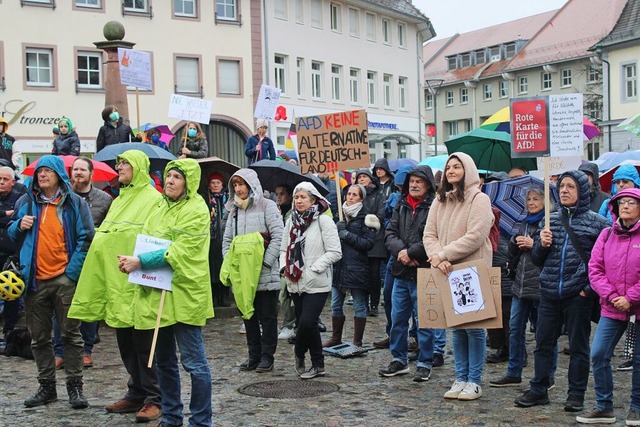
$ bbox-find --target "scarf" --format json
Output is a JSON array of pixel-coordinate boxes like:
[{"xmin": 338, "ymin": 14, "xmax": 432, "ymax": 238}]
[
  {"xmin": 342, "ymin": 201, "xmax": 363, "ymax": 220},
  {"xmin": 523, "ymin": 210, "xmax": 544, "ymax": 224},
  {"xmin": 234, "ymin": 195, "xmax": 251, "ymax": 210},
  {"xmin": 285, "ymin": 203, "xmax": 321, "ymax": 283}
]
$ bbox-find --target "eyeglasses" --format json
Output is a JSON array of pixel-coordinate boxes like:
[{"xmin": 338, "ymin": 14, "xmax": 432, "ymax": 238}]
[
  {"xmin": 116, "ymin": 160, "xmax": 130, "ymax": 167},
  {"xmin": 618, "ymin": 200, "xmax": 639, "ymax": 207}
]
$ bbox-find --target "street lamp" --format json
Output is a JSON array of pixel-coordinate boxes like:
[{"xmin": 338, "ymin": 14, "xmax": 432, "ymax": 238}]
[{"xmin": 426, "ymin": 79, "xmax": 444, "ymax": 156}]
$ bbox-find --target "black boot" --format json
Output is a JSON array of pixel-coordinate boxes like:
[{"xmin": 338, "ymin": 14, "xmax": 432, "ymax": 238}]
[
  {"xmin": 24, "ymin": 379, "xmax": 57, "ymax": 407},
  {"xmin": 66, "ymin": 377, "xmax": 89, "ymax": 409}
]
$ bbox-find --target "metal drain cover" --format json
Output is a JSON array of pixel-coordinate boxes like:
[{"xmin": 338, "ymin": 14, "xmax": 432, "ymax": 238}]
[{"xmin": 238, "ymin": 380, "xmax": 339, "ymax": 399}]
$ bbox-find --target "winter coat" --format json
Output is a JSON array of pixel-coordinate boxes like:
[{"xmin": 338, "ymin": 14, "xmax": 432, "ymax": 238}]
[
  {"xmin": 174, "ymin": 137, "xmax": 209, "ymax": 159},
  {"xmin": 0, "ymin": 187, "xmax": 22, "ymax": 257},
  {"xmin": 373, "ymin": 158, "xmax": 396, "ymax": 199},
  {"xmin": 76, "ymin": 186, "xmax": 113, "ymax": 228},
  {"xmin": 578, "ymin": 162, "xmax": 610, "ymax": 213},
  {"xmin": 508, "ymin": 220, "xmax": 542, "ymax": 300},
  {"xmin": 423, "ymin": 152, "xmax": 494, "ymax": 268},
  {"xmin": 589, "ymin": 188, "xmax": 640, "ymax": 321},
  {"xmin": 333, "ymin": 207, "xmax": 377, "ymax": 290},
  {"xmin": 8, "ymin": 156, "xmax": 95, "ymax": 293},
  {"xmin": 493, "ymin": 234, "xmax": 514, "ymax": 297},
  {"xmin": 386, "ymin": 165, "xmax": 437, "ymax": 280},
  {"xmin": 245, "ymin": 135, "xmax": 276, "ymax": 165},
  {"xmin": 222, "ymin": 168, "xmax": 283, "ymax": 291},
  {"xmin": 531, "ymin": 169, "xmax": 609, "ymax": 300},
  {"xmin": 51, "ymin": 131, "xmax": 81, "ymax": 156},
  {"xmin": 356, "ymin": 168, "xmax": 387, "ymax": 258},
  {"xmin": 597, "ymin": 164, "xmax": 640, "ymax": 222},
  {"xmin": 96, "ymin": 120, "xmax": 137, "ymax": 152},
  {"xmin": 0, "ymin": 132, "xmax": 17, "ymax": 168},
  {"xmin": 132, "ymin": 158, "xmax": 214, "ymax": 329},
  {"xmin": 69, "ymin": 150, "xmax": 162, "ymax": 327}
]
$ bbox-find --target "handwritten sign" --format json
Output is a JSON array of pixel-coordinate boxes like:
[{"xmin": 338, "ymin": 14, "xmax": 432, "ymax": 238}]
[
  {"xmin": 168, "ymin": 94, "xmax": 213, "ymax": 124},
  {"xmin": 296, "ymin": 109, "xmax": 370, "ymax": 174},
  {"xmin": 510, "ymin": 97, "xmax": 549, "ymax": 158},
  {"xmin": 128, "ymin": 234, "xmax": 173, "ymax": 291},
  {"xmin": 254, "ymin": 84, "xmax": 281, "ymax": 120},
  {"xmin": 530, "ymin": 155, "xmax": 582, "ymax": 179},
  {"xmin": 549, "ymin": 93, "xmax": 583, "ymax": 157},
  {"xmin": 117, "ymin": 48, "xmax": 152, "ymax": 90}
]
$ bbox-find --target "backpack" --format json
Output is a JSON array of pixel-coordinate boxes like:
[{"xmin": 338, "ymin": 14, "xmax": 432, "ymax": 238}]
[{"xmin": 4, "ymin": 328, "xmax": 33, "ymax": 359}]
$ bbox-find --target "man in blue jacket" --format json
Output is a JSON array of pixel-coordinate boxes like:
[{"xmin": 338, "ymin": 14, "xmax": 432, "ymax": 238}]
[
  {"xmin": 514, "ymin": 170, "xmax": 608, "ymax": 412},
  {"xmin": 9, "ymin": 155, "xmax": 94, "ymax": 409}
]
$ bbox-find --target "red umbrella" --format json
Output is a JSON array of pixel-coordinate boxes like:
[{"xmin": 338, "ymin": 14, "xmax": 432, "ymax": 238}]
[{"xmin": 22, "ymin": 155, "xmax": 117, "ymax": 182}]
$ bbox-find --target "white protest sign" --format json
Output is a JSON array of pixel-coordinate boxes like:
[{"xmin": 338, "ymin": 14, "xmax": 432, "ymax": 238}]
[
  {"xmin": 447, "ymin": 266, "xmax": 485, "ymax": 314},
  {"xmin": 117, "ymin": 48, "xmax": 152, "ymax": 90},
  {"xmin": 128, "ymin": 234, "xmax": 173, "ymax": 291},
  {"xmin": 254, "ymin": 84, "xmax": 281, "ymax": 119},
  {"xmin": 549, "ymin": 93, "xmax": 583, "ymax": 157},
  {"xmin": 168, "ymin": 94, "xmax": 213, "ymax": 125},
  {"xmin": 530, "ymin": 156, "xmax": 582, "ymax": 179}
]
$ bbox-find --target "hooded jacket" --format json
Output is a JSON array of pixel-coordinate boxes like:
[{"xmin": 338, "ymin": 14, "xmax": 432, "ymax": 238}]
[
  {"xmin": 8, "ymin": 155, "xmax": 95, "ymax": 293},
  {"xmin": 423, "ymin": 152, "xmax": 494, "ymax": 267},
  {"xmin": 597, "ymin": 164, "xmax": 640, "ymax": 222},
  {"xmin": 578, "ymin": 162, "xmax": 610, "ymax": 213},
  {"xmin": 355, "ymin": 168, "xmax": 387, "ymax": 258},
  {"xmin": 386, "ymin": 165, "xmax": 437, "ymax": 280},
  {"xmin": 69, "ymin": 150, "xmax": 162, "ymax": 327},
  {"xmin": 52, "ymin": 130, "xmax": 81, "ymax": 156},
  {"xmin": 373, "ymin": 158, "xmax": 395, "ymax": 199},
  {"xmin": 132, "ymin": 158, "xmax": 214, "ymax": 329},
  {"xmin": 222, "ymin": 168, "xmax": 283, "ymax": 291},
  {"xmin": 589, "ymin": 188, "xmax": 640, "ymax": 321},
  {"xmin": 531, "ymin": 170, "xmax": 609, "ymax": 300}
]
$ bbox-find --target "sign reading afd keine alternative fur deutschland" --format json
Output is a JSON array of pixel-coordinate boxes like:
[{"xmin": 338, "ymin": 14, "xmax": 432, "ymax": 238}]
[{"xmin": 296, "ymin": 109, "xmax": 370, "ymax": 174}]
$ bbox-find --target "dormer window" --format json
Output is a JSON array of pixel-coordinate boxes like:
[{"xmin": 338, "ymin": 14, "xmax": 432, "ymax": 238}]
[{"xmin": 460, "ymin": 53, "xmax": 471, "ymax": 68}]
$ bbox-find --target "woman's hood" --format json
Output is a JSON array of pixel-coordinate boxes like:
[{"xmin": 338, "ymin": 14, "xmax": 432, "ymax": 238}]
[
  {"xmin": 609, "ymin": 187, "xmax": 640, "ymax": 223},
  {"xmin": 117, "ymin": 149, "xmax": 152, "ymax": 189},
  {"xmin": 163, "ymin": 158, "xmax": 201, "ymax": 200},
  {"xmin": 227, "ymin": 168, "xmax": 263, "ymax": 202},
  {"xmin": 447, "ymin": 152, "xmax": 481, "ymax": 193}
]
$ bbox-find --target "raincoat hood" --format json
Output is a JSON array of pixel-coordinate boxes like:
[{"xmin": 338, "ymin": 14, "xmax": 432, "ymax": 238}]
[
  {"xmin": 448, "ymin": 152, "xmax": 481, "ymax": 195},
  {"xmin": 226, "ymin": 168, "xmax": 263, "ymax": 210},
  {"xmin": 609, "ymin": 187, "xmax": 640, "ymax": 224},
  {"xmin": 163, "ymin": 158, "xmax": 201, "ymax": 201},
  {"xmin": 117, "ymin": 150, "xmax": 152, "ymax": 189},
  {"xmin": 578, "ymin": 162, "xmax": 602, "ymax": 191},
  {"xmin": 558, "ymin": 169, "xmax": 592, "ymax": 215},
  {"xmin": 373, "ymin": 158, "xmax": 393, "ymax": 177},
  {"xmin": 401, "ymin": 165, "xmax": 437, "ymax": 196},
  {"xmin": 611, "ymin": 165, "xmax": 640, "ymax": 196},
  {"xmin": 30, "ymin": 155, "xmax": 71, "ymax": 196}
]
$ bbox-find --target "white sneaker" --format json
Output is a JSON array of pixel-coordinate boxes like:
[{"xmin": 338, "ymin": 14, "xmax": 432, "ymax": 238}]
[
  {"xmin": 278, "ymin": 327, "xmax": 294, "ymax": 340},
  {"xmin": 444, "ymin": 380, "xmax": 467, "ymax": 399},
  {"xmin": 458, "ymin": 382, "xmax": 482, "ymax": 401},
  {"xmin": 238, "ymin": 323, "xmax": 246, "ymax": 334}
]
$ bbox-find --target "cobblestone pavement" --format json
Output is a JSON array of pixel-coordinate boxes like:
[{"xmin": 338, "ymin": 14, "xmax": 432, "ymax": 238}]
[{"xmin": 0, "ymin": 305, "xmax": 634, "ymax": 427}]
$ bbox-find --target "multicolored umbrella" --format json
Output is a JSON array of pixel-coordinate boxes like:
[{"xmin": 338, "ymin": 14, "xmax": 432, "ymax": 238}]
[
  {"xmin": 22, "ymin": 155, "xmax": 117, "ymax": 182},
  {"xmin": 133, "ymin": 123, "xmax": 175, "ymax": 145},
  {"xmin": 617, "ymin": 113, "xmax": 640, "ymax": 137},
  {"xmin": 482, "ymin": 175, "xmax": 559, "ymax": 237}
]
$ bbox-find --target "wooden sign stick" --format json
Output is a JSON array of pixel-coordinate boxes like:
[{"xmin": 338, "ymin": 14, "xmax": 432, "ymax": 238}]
[
  {"xmin": 147, "ymin": 289, "xmax": 167, "ymax": 368},
  {"xmin": 335, "ymin": 171, "xmax": 343, "ymax": 221},
  {"xmin": 543, "ymin": 157, "xmax": 550, "ymax": 230}
]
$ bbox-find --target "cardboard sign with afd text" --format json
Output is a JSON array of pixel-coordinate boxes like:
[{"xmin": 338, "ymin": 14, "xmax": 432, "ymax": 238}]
[{"xmin": 296, "ymin": 109, "xmax": 370, "ymax": 174}]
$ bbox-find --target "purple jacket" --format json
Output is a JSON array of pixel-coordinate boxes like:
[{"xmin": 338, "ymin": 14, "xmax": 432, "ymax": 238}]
[{"xmin": 589, "ymin": 188, "xmax": 640, "ymax": 321}]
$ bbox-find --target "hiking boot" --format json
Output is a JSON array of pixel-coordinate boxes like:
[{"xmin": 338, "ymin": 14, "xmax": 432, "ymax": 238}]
[
  {"xmin": 444, "ymin": 380, "xmax": 467, "ymax": 399},
  {"xmin": 239, "ymin": 359, "xmax": 260, "ymax": 371},
  {"xmin": 618, "ymin": 359, "xmax": 634, "ymax": 371},
  {"xmin": 24, "ymin": 379, "xmax": 57, "ymax": 408},
  {"xmin": 576, "ymin": 409, "xmax": 616, "ymax": 424},
  {"xmin": 66, "ymin": 377, "xmax": 88, "ymax": 409},
  {"xmin": 135, "ymin": 403, "xmax": 162, "ymax": 422},
  {"xmin": 55, "ymin": 357, "xmax": 64, "ymax": 370},
  {"xmin": 83, "ymin": 354, "xmax": 93, "ymax": 368},
  {"xmin": 413, "ymin": 367, "xmax": 431, "ymax": 382},
  {"xmin": 300, "ymin": 366, "xmax": 325, "ymax": 379},
  {"xmin": 627, "ymin": 409, "xmax": 640, "ymax": 426},
  {"xmin": 255, "ymin": 359, "xmax": 274, "ymax": 373},
  {"xmin": 564, "ymin": 395, "xmax": 584, "ymax": 412},
  {"xmin": 490, "ymin": 375, "xmax": 522, "ymax": 387},
  {"xmin": 378, "ymin": 361, "xmax": 410, "ymax": 377},
  {"xmin": 105, "ymin": 398, "xmax": 143, "ymax": 413},
  {"xmin": 433, "ymin": 353, "xmax": 444, "ymax": 368},
  {"xmin": 373, "ymin": 336, "xmax": 390, "ymax": 349},
  {"xmin": 458, "ymin": 382, "xmax": 482, "ymax": 401},
  {"xmin": 514, "ymin": 390, "xmax": 550, "ymax": 407}
]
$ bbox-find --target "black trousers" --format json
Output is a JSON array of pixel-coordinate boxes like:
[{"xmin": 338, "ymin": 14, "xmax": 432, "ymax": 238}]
[
  {"xmin": 292, "ymin": 292, "xmax": 329, "ymax": 369},
  {"xmin": 244, "ymin": 290, "xmax": 279, "ymax": 364},
  {"xmin": 115, "ymin": 327, "xmax": 161, "ymax": 405}
]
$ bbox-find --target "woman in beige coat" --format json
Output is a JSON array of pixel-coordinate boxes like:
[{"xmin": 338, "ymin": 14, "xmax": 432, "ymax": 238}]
[{"xmin": 423, "ymin": 152, "xmax": 494, "ymax": 401}]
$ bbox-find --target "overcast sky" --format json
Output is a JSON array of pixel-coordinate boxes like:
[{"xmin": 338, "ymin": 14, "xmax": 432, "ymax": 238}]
[{"xmin": 412, "ymin": 0, "xmax": 569, "ymax": 40}]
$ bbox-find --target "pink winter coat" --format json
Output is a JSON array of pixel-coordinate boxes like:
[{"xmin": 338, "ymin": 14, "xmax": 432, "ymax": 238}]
[{"xmin": 589, "ymin": 188, "xmax": 640, "ymax": 321}]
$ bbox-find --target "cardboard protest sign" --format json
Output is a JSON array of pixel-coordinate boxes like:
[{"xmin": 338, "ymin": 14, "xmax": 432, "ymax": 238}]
[
  {"xmin": 254, "ymin": 84, "xmax": 281, "ymax": 120},
  {"xmin": 118, "ymin": 48, "xmax": 152, "ymax": 90},
  {"xmin": 510, "ymin": 97, "xmax": 549, "ymax": 158},
  {"xmin": 296, "ymin": 109, "xmax": 370, "ymax": 174},
  {"xmin": 128, "ymin": 234, "xmax": 173, "ymax": 291},
  {"xmin": 168, "ymin": 94, "xmax": 213, "ymax": 125},
  {"xmin": 530, "ymin": 155, "xmax": 582, "ymax": 180},
  {"xmin": 549, "ymin": 93, "xmax": 583, "ymax": 157},
  {"xmin": 439, "ymin": 261, "xmax": 496, "ymax": 327}
]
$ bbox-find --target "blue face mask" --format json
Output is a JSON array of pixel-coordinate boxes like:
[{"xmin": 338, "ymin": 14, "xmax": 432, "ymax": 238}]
[
  {"xmin": 109, "ymin": 111, "xmax": 119, "ymax": 122},
  {"xmin": 187, "ymin": 128, "xmax": 197, "ymax": 138},
  {"xmin": 151, "ymin": 134, "xmax": 160, "ymax": 143}
]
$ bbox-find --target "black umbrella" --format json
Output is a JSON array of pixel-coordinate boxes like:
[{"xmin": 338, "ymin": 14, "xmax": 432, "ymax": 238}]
[
  {"xmin": 249, "ymin": 159, "xmax": 329, "ymax": 196},
  {"xmin": 93, "ymin": 142, "xmax": 176, "ymax": 172},
  {"xmin": 196, "ymin": 156, "xmax": 240, "ymax": 194}
]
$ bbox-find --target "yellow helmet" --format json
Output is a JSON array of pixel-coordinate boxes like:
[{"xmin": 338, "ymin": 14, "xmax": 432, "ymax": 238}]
[{"xmin": 0, "ymin": 270, "xmax": 25, "ymax": 301}]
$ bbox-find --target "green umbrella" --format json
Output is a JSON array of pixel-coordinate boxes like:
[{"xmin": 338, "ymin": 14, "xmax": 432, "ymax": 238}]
[
  {"xmin": 617, "ymin": 113, "xmax": 640, "ymax": 137},
  {"xmin": 445, "ymin": 128, "xmax": 537, "ymax": 173}
]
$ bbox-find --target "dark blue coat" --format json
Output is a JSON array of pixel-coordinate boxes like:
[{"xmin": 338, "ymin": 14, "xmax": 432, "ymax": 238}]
[{"xmin": 333, "ymin": 207, "xmax": 376, "ymax": 290}]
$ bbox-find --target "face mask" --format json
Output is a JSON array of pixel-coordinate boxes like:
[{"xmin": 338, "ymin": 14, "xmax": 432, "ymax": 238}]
[
  {"xmin": 109, "ymin": 111, "xmax": 120, "ymax": 122},
  {"xmin": 151, "ymin": 134, "xmax": 160, "ymax": 143},
  {"xmin": 187, "ymin": 128, "xmax": 197, "ymax": 138}
]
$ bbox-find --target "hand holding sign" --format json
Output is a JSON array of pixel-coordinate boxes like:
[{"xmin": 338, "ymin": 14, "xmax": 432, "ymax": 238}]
[{"xmin": 118, "ymin": 255, "xmax": 141, "ymax": 273}]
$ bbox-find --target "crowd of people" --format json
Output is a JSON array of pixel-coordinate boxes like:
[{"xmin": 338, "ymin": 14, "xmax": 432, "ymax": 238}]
[{"xmin": 0, "ymin": 113, "xmax": 639, "ymax": 426}]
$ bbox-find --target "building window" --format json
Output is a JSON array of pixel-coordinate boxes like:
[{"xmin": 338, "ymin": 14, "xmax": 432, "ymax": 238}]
[
  {"xmin": 330, "ymin": 3, "xmax": 341, "ymax": 31},
  {"xmin": 25, "ymin": 47, "xmax": 54, "ymax": 87},
  {"xmin": 623, "ymin": 63, "xmax": 637, "ymax": 101},
  {"xmin": 561, "ymin": 69, "xmax": 572, "ymax": 87},
  {"xmin": 311, "ymin": 61, "xmax": 322, "ymax": 99},
  {"xmin": 475, "ymin": 50, "xmax": 486, "ymax": 65},
  {"xmin": 518, "ymin": 76, "xmax": 528, "ymax": 94},
  {"xmin": 489, "ymin": 46, "xmax": 501, "ymax": 62},
  {"xmin": 296, "ymin": 57, "xmax": 304, "ymax": 97},
  {"xmin": 483, "ymin": 83, "xmax": 492, "ymax": 100},
  {"xmin": 349, "ymin": 68, "xmax": 360, "ymax": 104},
  {"xmin": 398, "ymin": 22, "xmax": 406, "ymax": 48},
  {"xmin": 446, "ymin": 121, "xmax": 458, "ymax": 137},
  {"xmin": 383, "ymin": 74, "xmax": 392, "ymax": 107},
  {"xmin": 462, "ymin": 119, "xmax": 472, "ymax": 132},
  {"xmin": 425, "ymin": 93, "xmax": 433, "ymax": 109},
  {"xmin": 24, "ymin": 0, "xmax": 55, "ymax": 6},
  {"xmin": 499, "ymin": 80, "xmax": 508, "ymax": 98},
  {"xmin": 541, "ymin": 72, "xmax": 552, "ymax": 90},
  {"xmin": 274, "ymin": 54, "xmax": 287, "ymax": 94},
  {"xmin": 77, "ymin": 51, "xmax": 102, "ymax": 89},
  {"xmin": 294, "ymin": 0, "xmax": 304, "ymax": 23},
  {"xmin": 460, "ymin": 53, "xmax": 471, "ymax": 68},
  {"xmin": 586, "ymin": 99, "xmax": 602, "ymax": 120},
  {"xmin": 460, "ymin": 87, "xmax": 468, "ymax": 104},
  {"xmin": 124, "ymin": 0, "xmax": 149, "ymax": 13},
  {"xmin": 398, "ymin": 77, "xmax": 407, "ymax": 109},
  {"xmin": 447, "ymin": 57, "xmax": 457, "ymax": 71},
  {"xmin": 274, "ymin": 0, "xmax": 287, "ymax": 19},
  {"xmin": 174, "ymin": 0, "xmax": 196, "ymax": 17},
  {"xmin": 446, "ymin": 90, "xmax": 453, "ymax": 106},
  {"xmin": 76, "ymin": 0, "xmax": 100, "ymax": 7},
  {"xmin": 348, "ymin": 8, "xmax": 359, "ymax": 37},
  {"xmin": 331, "ymin": 65, "xmax": 342, "ymax": 102},
  {"xmin": 588, "ymin": 64, "xmax": 600, "ymax": 83},
  {"xmin": 367, "ymin": 71, "xmax": 376, "ymax": 106},
  {"xmin": 365, "ymin": 13, "xmax": 376, "ymax": 41},
  {"xmin": 176, "ymin": 56, "xmax": 200, "ymax": 94},
  {"xmin": 218, "ymin": 58, "xmax": 241, "ymax": 95},
  {"xmin": 310, "ymin": 0, "xmax": 322, "ymax": 28},
  {"xmin": 382, "ymin": 19, "xmax": 390, "ymax": 44},
  {"xmin": 216, "ymin": 0, "xmax": 236, "ymax": 20},
  {"xmin": 505, "ymin": 43, "xmax": 516, "ymax": 58}
]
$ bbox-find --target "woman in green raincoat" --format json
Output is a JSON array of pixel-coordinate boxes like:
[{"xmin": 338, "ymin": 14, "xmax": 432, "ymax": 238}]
[{"xmin": 119, "ymin": 158, "xmax": 213, "ymax": 427}]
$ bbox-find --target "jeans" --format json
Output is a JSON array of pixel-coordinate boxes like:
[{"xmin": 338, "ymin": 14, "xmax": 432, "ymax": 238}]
[
  {"xmin": 390, "ymin": 277, "xmax": 434, "ymax": 369},
  {"xmin": 244, "ymin": 290, "xmax": 278, "ymax": 364},
  {"xmin": 530, "ymin": 294, "xmax": 592, "ymax": 396},
  {"xmin": 434, "ymin": 328, "xmax": 446, "ymax": 355},
  {"xmin": 591, "ymin": 317, "xmax": 640, "ymax": 411},
  {"xmin": 116, "ymin": 327, "xmax": 161, "ymax": 405},
  {"xmin": 452, "ymin": 328, "xmax": 486, "ymax": 384},
  {"xmin": 291, "ymin": 292, "xmax": 328, "ymax": 369},
  {"xmin": 53, "ymin": 315, "xmax": 97, "ymax": 357},
  {"xmin": 332, "ymin": 287, "xmax": 367, "ymax": 318},
  {"xmin": 156, "ymin": 323, "xmax": 212, "ymax": 427}
]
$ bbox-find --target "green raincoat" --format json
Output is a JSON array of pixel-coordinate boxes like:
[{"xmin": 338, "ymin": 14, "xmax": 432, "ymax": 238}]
[
  {"xmin": 69, "ymin": 150, "xmax": 163, "ymax": 327},
  {"xmin": 132, "ymin": 158, "xmax": 214, "ymax": 329}
]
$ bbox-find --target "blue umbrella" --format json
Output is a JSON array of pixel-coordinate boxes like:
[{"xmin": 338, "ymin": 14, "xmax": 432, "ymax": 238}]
[
  {"xmin": 94, "ymin": 142, "xmax": 177, "ymax": 172},
  {"xmin": 418, "ymin": 154, "xmax": 448, "ymax": 171},
  {"xmin": 388, "ymin": 158, "xmax": 417, "ymax": 172},
  {"xmin": 594, "ymin": 150, "xmax": 640, "ymax": 172}
]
